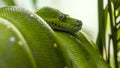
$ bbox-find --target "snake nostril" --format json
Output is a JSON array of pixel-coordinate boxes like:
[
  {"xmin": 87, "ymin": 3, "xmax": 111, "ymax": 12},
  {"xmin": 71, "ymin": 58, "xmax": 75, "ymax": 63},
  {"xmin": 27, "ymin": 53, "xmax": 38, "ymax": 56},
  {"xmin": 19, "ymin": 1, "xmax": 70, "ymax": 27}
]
[{"xmin": 76, "ymin": 20, "xmax": 82, "ymax": 26}]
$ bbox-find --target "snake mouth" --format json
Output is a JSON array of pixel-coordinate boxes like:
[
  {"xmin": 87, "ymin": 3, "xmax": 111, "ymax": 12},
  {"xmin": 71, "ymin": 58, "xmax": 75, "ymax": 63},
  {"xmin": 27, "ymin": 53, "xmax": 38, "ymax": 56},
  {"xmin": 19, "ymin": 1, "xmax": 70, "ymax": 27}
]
[
  {"xmin": 49, "ymin": 22, "xmax": 72, "ymax": 33},
  {"xmin": 73, "ymin": 25, "xmax": 82, "ymax": 31},
  {"xmin": 49, "ymin": 21, "xmax": 82, "ymax": 33},
  {"xmin": 73, "ymin": 23, "xmax": 82, "ymax": 32}
]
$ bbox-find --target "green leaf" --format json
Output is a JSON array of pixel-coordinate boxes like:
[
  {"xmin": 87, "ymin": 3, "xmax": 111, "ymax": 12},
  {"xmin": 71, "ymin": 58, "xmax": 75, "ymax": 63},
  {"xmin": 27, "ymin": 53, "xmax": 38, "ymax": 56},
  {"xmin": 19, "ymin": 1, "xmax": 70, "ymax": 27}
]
[
  {"xmin": 96, "ymin": 0, "xmax": 107, "ymax": 55},
  {"xmin": 2, "ymin": 0, "xmax": 15, "ymax": 6},
  {"xmin": 117, "ymin": 29, "xmax": 120, "ymax": 50},
  {"xmin": 116, "ymin": 6, "xmax": 120, "ymax": 18},
  {"xmin": 32, "ymin": 0, "xmax": 37, "ymax": 10},
  {"xmin": 114, "ymin": 0, "xmax": 120, "ymax": 10}
]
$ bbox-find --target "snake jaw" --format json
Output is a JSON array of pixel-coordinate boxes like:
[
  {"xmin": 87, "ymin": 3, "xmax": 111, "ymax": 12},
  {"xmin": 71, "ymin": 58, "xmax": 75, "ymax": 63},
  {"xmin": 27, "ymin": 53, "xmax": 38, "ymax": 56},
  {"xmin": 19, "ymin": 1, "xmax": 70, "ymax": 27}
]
[
  {"xmin": 46, "ymin": 17, "xmax": 83, "ymax": 33},
  {"xmin": 73, "ymin": 21, "xmax": 82, "ymax": 32},
  {"xmin": 48, "ymin": 21, "xmax": 82, "ymax": 34},
  {"xmin": 73, "ymin": 25, "xmax": 82, "ymax": 32}
]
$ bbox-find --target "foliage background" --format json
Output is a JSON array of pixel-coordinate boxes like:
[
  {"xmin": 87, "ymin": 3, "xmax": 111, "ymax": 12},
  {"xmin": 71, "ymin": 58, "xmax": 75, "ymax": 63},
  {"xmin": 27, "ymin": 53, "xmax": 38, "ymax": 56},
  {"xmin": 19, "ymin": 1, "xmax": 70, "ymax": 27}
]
[{"xmin": 1, "ymin": 0, "xmax": 120, "ymax": 68}]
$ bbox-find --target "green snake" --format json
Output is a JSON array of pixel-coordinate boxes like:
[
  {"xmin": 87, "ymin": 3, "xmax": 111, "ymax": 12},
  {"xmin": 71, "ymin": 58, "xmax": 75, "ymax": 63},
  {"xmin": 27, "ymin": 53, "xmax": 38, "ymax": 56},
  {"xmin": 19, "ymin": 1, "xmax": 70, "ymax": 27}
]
[{"xmin": 0, "ymin": 6, "xmax": 110, "ymax": 68}]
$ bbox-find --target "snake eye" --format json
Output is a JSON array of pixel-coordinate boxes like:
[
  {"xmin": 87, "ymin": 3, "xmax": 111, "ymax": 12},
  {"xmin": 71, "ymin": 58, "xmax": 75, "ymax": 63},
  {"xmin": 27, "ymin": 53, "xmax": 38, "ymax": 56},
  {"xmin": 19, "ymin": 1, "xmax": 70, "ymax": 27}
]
[{"xmin": 59, "ymin": 13, "xmax": 66, "ymax": 21}]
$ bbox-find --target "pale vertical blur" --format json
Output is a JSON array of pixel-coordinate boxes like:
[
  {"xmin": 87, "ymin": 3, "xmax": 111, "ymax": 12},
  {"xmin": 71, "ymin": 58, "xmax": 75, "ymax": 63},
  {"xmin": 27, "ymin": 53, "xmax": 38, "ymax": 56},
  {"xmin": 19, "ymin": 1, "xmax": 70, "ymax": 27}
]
[{"xmin": 15, "ymin": 0, "xmax": 98, "ymax": 41}]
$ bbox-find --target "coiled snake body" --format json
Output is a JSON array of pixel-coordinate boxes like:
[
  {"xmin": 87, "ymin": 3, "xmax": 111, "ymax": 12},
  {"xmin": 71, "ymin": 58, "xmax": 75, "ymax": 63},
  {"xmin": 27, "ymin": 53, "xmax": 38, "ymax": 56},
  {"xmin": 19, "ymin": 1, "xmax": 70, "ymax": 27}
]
[{"xmin": 0, "ymin": 6, "xmax": 110, "ymax": 68}]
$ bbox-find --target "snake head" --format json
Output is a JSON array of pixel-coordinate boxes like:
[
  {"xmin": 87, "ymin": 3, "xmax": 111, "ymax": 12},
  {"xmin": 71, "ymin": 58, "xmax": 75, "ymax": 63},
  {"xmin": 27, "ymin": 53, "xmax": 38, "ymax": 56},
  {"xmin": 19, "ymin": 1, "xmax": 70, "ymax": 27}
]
[{"xmin": 36, "ymin": 6, "xmax": 82, "ymax": 33}]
